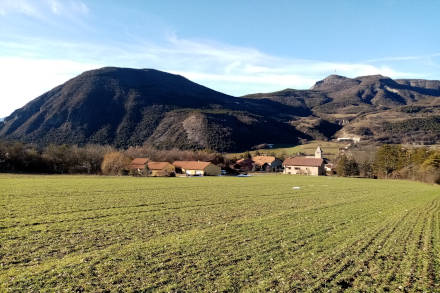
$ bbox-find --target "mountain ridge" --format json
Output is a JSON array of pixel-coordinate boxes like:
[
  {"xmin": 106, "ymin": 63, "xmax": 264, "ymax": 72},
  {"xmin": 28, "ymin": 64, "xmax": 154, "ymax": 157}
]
[
  {"xmin": 0, "ymin": 67, "xmax": 306, "ymax": 151},
  {"xmin": 244, "ymin": 73, "xmax": 440, "ymax": 144},
  {"xmin": 2, "ymin": 67, "xmax": 440, "ymax": 150}
]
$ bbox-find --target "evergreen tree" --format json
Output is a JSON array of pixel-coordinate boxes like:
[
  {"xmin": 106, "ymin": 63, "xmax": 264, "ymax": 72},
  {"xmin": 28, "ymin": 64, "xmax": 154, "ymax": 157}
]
[{"xmin": 374, "ymin": 145, "xmax": 407, "ymax": 178}]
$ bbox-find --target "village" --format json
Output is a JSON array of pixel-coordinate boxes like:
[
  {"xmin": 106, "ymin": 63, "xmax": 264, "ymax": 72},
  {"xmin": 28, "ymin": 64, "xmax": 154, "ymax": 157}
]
[{"xmin": 127, "ymin": 146, "xmax": 333, "ymax": 177}]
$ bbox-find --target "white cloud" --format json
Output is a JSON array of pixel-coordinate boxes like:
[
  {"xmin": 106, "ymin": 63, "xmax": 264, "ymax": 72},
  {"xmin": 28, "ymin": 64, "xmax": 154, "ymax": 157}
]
[
  {"xmin": 148, "ymin": 36, "xmax": 416, "ymax": 91},
  {"xmin": 0, "ymin": 35, "xmax": 427, "ymax": 117},
  {"xmin": 0, "ymin": 57, "xmax": 99, "ymax": 117}
]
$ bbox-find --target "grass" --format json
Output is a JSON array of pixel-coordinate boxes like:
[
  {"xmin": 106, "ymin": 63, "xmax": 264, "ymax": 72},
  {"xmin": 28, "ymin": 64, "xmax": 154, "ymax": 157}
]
[{"xmin": 1, "ymin": 174, "xmax": 440, "ymax": 291}]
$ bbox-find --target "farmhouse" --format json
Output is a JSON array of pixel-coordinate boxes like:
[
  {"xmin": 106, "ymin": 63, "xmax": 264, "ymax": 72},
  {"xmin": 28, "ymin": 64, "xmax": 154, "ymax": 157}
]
[
  {"xmin": 283, "ymin": 157, "xmax": 325, "ymax": 175},
  {"xmin": 283, "ymin": 146, "xmax": 325, "ymax": 176},
  {"xmin": 173, "ymin": 161, "xmax": 221, "ymax": 176},
  {"xmin": 234, "ymin": 158, "xmax": 254, "ymax": 172},
  {"xmin": 147, "ymin": 162, "xmax": 175, "ymax": 177},
  {"xmin": 233, "ymin": 155, "xmax": 283, "ymax": 172},
  {"xmin": 252, "ymin": 155, "xmax": 283, "ymax": 172},
  {"xmin": 127, "ymin": 158, "xmax": 148, "ymax": 173}
]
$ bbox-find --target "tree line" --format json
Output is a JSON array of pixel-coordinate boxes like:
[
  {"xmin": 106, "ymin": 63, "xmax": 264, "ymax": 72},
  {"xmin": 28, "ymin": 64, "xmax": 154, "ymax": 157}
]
[
  {"xmin": 2, "ymin": 139, "xmax": 440, "ymax": 183},
  {"xmin": 336, "ymin": 144, "xmax": 440, "ymax": 184},
  {"xmin": 0, "ymin": 140, "xmax": 228, "ymax": 176}
]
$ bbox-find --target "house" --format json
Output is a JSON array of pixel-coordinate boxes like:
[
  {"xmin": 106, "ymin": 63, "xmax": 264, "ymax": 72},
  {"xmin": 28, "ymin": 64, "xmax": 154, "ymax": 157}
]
[
  {"xmin": 283, "ymin": 147, "xmax": 325, "ymax": 176},
  {"xmin": 283, "ymin": 157, "xmax": 325, "ymax": 175},
  {"xmin": 173, "ymin": 161, "xmax": 221, "ymax": 176},
  {"xmin": 147, "ymin": 162, "xmax": 175, "ymax": 177},
  {"xmin": 233, "ymin": 155, "xmax": 283, "ymax": 173},
  {"xmin": 337, "ymin": 136, "xmax": 361, "ymax": 143},
  {"xmin": 127, "ymin": 158, "xmax": 149, "ymax": 175},
  {"xmin": 252, "ymin": 155, "xmax": 283, "ymax": 172},
  {"xmin": 324, "ymin": 163, "xmax": 334, "ymax": 173},
  {"xmin": 234, "ymin": 158, "xmax": 254, "ymax": 172}
]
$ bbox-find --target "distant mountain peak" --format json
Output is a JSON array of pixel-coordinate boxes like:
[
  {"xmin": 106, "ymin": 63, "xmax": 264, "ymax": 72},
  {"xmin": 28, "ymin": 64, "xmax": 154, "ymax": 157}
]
[
  {"xmin": 324, "ymin": 74, "xmax": 349, "ymax": 80},
  {"xmin": 3, "ymin": 66, "xmax": 440, "ymax": 150},
  {"xmin": 0, "ymin": 66, "xmax": 305, "ymax": 151},
  {"xmin": 311, "ymin": 74, "xmax": 355, "ymax": 91}
]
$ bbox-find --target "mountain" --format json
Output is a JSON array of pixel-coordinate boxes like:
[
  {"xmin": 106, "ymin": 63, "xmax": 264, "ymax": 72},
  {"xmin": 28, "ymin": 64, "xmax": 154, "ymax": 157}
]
[
  {"xmin": 244, "ymin": 74, "xmax": 440, "ymax": 144},
  {"xmin": 0, "ymin": 67, "xmax": 306, "ymax": 152},
  {"xmin": 2, "ymin": 68, "xmax": 440, "ymax": 151}
]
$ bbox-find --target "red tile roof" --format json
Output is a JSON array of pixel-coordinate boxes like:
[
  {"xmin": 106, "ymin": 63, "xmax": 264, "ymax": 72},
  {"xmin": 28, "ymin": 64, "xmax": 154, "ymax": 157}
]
[
  {"xmin": 173, "ymin": 161, "xmax": 212, "ymax": 170},
  {"xmin": 128, "ymin": 158, "xmax": 148, "ymax": 169},
  {"xmin": 147, "ymin": 162, "xmax": 174, "ymax": 170},
  {"xmin": 283, "ymin": 157, "xmax": 324, "ymax": 167}
]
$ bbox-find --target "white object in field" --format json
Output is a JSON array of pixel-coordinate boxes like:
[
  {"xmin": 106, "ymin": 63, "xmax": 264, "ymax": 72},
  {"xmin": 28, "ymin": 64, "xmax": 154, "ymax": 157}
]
[{"xmin": 293, "ymin": 186, "xmax": 301, "ymax": 190}]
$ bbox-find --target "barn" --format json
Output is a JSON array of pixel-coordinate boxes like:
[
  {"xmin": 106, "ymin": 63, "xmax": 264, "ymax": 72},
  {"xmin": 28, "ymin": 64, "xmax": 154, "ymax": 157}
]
[
  {"xmin": 127, "ymin": 158, "xmax": 149, "ymax": 175},
  {"xmin": 233, "ymin": 158, "xmax": 254, "ymax": 172},
  {"xmin": 173, "ymin": 161, "xmax": 221, "ymax": 176},
  {"xmin": 252, "ymin": 155, "xmax": 283, "ymax": 172},
  {"xmin": 147, "ymin": 162, "xmax": 176, "ymax": 177}
]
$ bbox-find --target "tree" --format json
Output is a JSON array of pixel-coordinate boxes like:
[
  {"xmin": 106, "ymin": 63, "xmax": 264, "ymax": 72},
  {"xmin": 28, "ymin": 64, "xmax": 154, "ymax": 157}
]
[
  {"xmin": 336, "ymin": 155, "xmax": 359, "ymax": 177},
  {"xmin": 101, "ymin": 152, "xmax": 132, "ymax": 175},
  {"xmin": 410, "ymin": 147, "xmax": 432, "ymax": 165},
  {"xmin": 422, "ymin": 151, "xmax": 440, "ymax": 169},
  {"xmin": 359, "ymin": 160, "xmax": 374, "ymax": 178},
  {"xmin": 43, "ymin": 144, "xmax": 72, "ymax": 174},
  {"xmin": 374, "ymin": 145, "xmax": 407, "ymax": 178}
]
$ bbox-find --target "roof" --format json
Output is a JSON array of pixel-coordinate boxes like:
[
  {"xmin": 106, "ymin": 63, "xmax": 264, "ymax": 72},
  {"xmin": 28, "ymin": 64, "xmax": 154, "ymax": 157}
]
[
  {"xmin": 283, "ymin": 157, "xmax": 324, "ymax": 167},
  {"xmin": 234, "ymin": 158, "xmax": 254, "ymax": 170},
  {"xmin": 236, "ymin": 158, "xmax": 253, "ymax": 165},
  {"xmin": 128, "ymin": 158, "xmax": 148, "ymax": 169},
  {"xmin": 252, "ymin": 155, "xmax": 276, "ymax": 166},
  {"xmin": 147, "ymin": 162, "xmax": 173, "ymax": 170},
  {"xmin": 173, "ymin": 161, "xmax": 213, "ymax": 170}
]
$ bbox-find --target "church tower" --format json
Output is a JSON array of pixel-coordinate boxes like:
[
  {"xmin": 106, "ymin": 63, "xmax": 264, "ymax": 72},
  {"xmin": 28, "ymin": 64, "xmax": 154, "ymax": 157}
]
[{"xmin": 315, "ymin": 146, "xmax": 322, "ymax": 158}]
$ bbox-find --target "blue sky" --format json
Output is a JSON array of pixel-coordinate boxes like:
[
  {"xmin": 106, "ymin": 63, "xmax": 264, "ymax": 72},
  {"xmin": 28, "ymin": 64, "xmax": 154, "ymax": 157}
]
[{"xmin": 1, "ymin": 0, "xmax": 439, "ymax": 117}]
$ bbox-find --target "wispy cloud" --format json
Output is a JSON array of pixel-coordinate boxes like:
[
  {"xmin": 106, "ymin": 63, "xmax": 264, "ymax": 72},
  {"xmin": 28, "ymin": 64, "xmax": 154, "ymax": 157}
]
[
  {"xmin": 0, "ymin": 0, "xmax": 89, "ymax": 19},
  {"xmin": 123, "ymin": 35, "xmax": 418, "ymax": 90},
  {"xmin": 0, "ymin": 0, "xmax": 40, "ymax": 17},
  {"xmin": 0, "ymin": 32, "xmax": 432, "ymax": 117},
  {"xmin": 364, "ymin": 52, "xmax": 440, "ymax": 63}
]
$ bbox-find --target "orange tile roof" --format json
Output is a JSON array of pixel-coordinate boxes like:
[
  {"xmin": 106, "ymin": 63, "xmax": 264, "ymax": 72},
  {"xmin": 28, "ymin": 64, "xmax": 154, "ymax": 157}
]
[
  {"xmin": 128, "ymin": 158, "xmax": 148, "ymax": 169},
  {"xmin": 147, "ymin": 162, "xmax": 174, "ymax": 170},
  {"xmin": 173, "ymin": 161, "xmax": 212, "ymax": 170},
  {"xmin": 252, "ymin": 155, "xmax": 276, "ymax": 166},
  {"xmin": 283, "ymin": 157, "xmax": 324, "ymax": 167}
]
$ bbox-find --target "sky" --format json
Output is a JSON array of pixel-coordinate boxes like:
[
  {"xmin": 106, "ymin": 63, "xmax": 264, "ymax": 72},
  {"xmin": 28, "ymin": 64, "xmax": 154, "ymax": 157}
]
[{"xmin": 1, "ymin": 0, "xmax": 440, "ymax": 117}]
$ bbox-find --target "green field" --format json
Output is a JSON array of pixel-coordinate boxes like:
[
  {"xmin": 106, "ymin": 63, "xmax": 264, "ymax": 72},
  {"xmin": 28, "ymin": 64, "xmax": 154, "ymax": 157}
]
[{"xmin": 1, "ymin": 174, "xmax": 440, "ymax": 292}]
